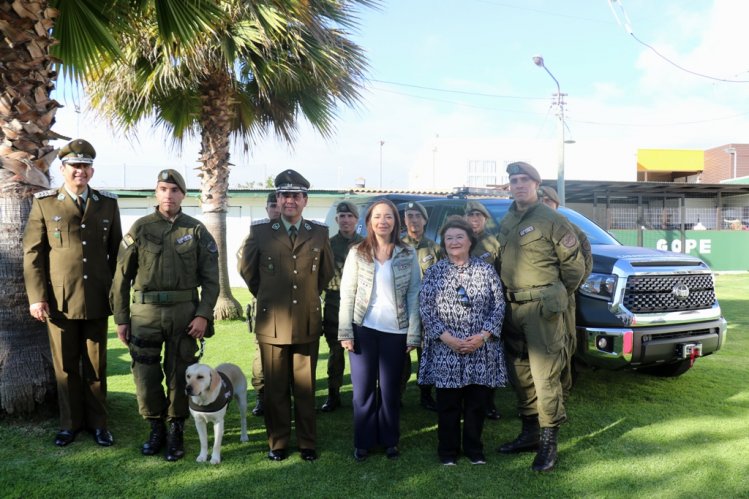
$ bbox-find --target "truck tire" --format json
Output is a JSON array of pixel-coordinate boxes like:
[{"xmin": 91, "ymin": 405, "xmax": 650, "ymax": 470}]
[{"xmin": 639, "ymin": 359, "xmax": 692, "ymax": 377}]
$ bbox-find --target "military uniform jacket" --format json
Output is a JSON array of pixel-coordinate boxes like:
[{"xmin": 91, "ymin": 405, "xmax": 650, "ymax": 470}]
[
  {"xmin": 23, "ymin": 187, "xmax": 122, "ymax": 320},
  {"xmin": 471, "ymin": 232, "xmax": 501, "ymax": 274},
  {"xmin": 497, "ymin": 202, "xmax": 585, "ymax": 295},
  {"xmin": 239, "ymin": 218, "xmax": 334, "ymax": 346},
  {"xmin": 325, "ymin": 231, "xmax": 363, "ymax": 305},
  {"xmin": 110, "ymin": 209, "xmax": 220, "ymax": 324},
  {"xmin": 402, "ymin": 234, "xmax": 441, "ymax": 277}
]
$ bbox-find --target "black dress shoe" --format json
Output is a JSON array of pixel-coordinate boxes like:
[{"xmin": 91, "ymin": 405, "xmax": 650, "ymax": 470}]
[
  {"xmin": 353, "ymin": 448, "xmax": 369, "ymax": 462},
  {"xmin": 321, "ymin": 396, "xmax": 341, "ymax": 412},
  {"xmin": 267, "ymin": 449, "xmax": 288, "ymax": 461},
  {"xmin": 300, "ymin": 448, "xmax": 318, "ymax": 461},
  {"xmin": 93, "ymin": 428, "xmax": 114, "ymax": 447},
  {"xmin": 385, "ymin": 446, "xmax": 400, "ymax": 460},
  {"xmin": 54, "ymin": 429, "xmax": 79, "ymax": 447}
]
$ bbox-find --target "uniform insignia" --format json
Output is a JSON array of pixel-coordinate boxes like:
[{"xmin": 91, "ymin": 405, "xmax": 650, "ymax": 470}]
[
  {"xmin": 422, "ymin": 255, "xmax": 434, "ymax": 263},
  {"xmin": 272, "ymin": 223, "xmax": 280, "ymax": 230},
  {"xmin": 53, "ymin": 216, "xmax": 62, "ymax": 222},
  {"xmin": 207, "ymin": 241, "xmax": 218, "ymax": 253},
  {"xmin": 91, "ymin": 194, "xmax": 99, "ymax": 202},
  {"xmin": 561, "ymin": 232, "xmax": 578, "ymax": 249},
  {"xmin": 583, "ymin": 239, "xmax": 591, "ymax": 252},
  {"xmin": 54, "ymin": 232, "xmax": 61, "ymax": 239},
  {"xmin": 304, "ymin": 222, "xmax": 312, "ymax": 231},
  {"xmin": 479, "ymin": 252, "xmax": 490, "ymax": 259},
  {"xmin": 57, "ymin": 193, "xmax": 66, "ymax": 201},
  {"xmin": 161, "ymin": 171, "xmax": 169, "ymax": 180},
  {"xmin": 267, "ymin": 263, "xmax": 274, "ymax": 271},
  {"xmin": 34, "ymin": 189, "xmax": 57, "ymax": 199},
  {"xmin": 519, "ymin": 226, "xmax": 535, "ymax": 237},
  {"xmin": 177, "ymin": 234, "xmax": 193, "ymax": 244},
  {"xmin": 98, "ymin": 190, "xmax": 118, "ymax": 199},
  {"xmin": 122, "ymin": 234, "xmax": 134, "ymax": 248},
  {"xmin": 312, "ymin": 264, "xmax": 317, "ymax": 271},
  {"xmin": 312, "ymin": 247, "xmax": 320, "ymax": 253},
  {"xmin": 103, "ymin": 219, "xmax": 110, "ymax": 224},
  {"xmin": 308, "ymin": 219, "xmax": 328, "ymax": 227},
  {"xmin": 251, "ymin": 218, "xmax": 270, "ymax": 227}
]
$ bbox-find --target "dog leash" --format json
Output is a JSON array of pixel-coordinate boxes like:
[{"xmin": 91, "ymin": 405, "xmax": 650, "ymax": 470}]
[{"xmin": 197, "ymin": 338, "xmax": 206, "ymax": 361}]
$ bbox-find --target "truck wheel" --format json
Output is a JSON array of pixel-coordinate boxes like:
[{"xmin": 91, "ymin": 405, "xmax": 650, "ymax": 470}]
[{"xmin": 639, "ymin": 360, "xmax": 692, "ymax": 377}]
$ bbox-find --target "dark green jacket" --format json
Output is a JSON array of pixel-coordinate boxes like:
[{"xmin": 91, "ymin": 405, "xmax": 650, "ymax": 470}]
[
  {"xmin": 402, "ymin": 234, "xmax": 441, "ymax": 277},
  {"xmin": 325, "ymin": 231, "xmax": 363, "ymax": 304}
]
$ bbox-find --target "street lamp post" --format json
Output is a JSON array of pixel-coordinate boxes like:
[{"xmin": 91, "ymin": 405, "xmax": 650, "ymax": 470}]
[
  {"xmin": 533, "ymin": 55, "xmax": 567, "ymax": 206},
  {"xmin": 379, "ymin": 140, "xmax": 385, "ymax": 189}
]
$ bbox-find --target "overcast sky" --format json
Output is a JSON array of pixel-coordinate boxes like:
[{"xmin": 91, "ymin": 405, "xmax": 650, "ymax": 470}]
[{"xmin": 51, "ymin": 0, "xmax": 748, "ymax": 191}]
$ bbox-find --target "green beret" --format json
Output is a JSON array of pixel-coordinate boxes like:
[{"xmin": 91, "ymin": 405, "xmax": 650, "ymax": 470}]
[
  {"xmin": 275, "ymin": 169, "xmax": 310, "ymax": 193},
  {"xmin": 336, "ymin": 201, "xmax": 359, "ymax": 218},
  {"xmin": 506, "ymin": 161, "xmax": 541, "ymax": 183},
  {"xmin": 157, "ymin": 169, "xmax": 186, "ymax": 194},
  {"xmin": 464, "ymin": 200, "xmax": 490, "ymax": 218},
  {"xmin": 404, "ymin": 201, "xmax": 428, "ymax": 221},
  {"xmin": 539, "ymin": 186, "xmax": 560, "ymax": 206},
  {"xmin": 59, "ymin": 139, "xmax": 96, "ymax": 165},
  {"xmin": 266, "ymin": 192, "xmax": 278, "ymax": 205}
]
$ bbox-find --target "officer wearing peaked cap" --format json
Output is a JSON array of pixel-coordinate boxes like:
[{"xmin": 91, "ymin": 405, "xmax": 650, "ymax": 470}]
[
  {"xmin": 497, "ymin": 161, "xmax": 585, "ymax": 472},
  {"xmin": 320, "ymin": 200, "xmax": 363, "ymax": 412},
  {"xmin": 111, "ymin": 168, "xmax": 219, "ymax": 461},
  {"xmin": 239, "ymin": 169, "xmax": 334, "ymax": 461},
  {"xmin": 23, "ymin": 138, "xmax": 122, "ymax": 447}
]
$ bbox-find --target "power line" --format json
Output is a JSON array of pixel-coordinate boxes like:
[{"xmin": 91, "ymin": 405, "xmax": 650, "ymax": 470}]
[{"xmin": 370, "ymin": 79, "xmax": 545, "ymax": 100}]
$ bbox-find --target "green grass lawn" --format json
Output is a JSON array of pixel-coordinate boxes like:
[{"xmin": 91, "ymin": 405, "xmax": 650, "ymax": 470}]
[{"xmin": 2, "ymin": 275, "xmax": 748, "ymax": 498}]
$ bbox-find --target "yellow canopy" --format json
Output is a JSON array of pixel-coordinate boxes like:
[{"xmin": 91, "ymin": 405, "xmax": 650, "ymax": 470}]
[{"xmin": 637, "ymin": 149, "xmax": 703, "ymax": 172}]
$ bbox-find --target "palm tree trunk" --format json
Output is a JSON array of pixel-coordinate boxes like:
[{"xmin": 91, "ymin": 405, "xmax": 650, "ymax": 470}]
[
  {"xmin": 198, "ymin": 74, "xmax": 241, "ymax": 320},
  {"xmin": 0, "ymin": 0, "xmax": 60, "ymax": 413}
]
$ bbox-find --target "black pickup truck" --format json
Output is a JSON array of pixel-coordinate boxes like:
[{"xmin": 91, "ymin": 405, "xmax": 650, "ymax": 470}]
[{"xmin": 327, "ymin": 194, "xmax": 727, "ymax": 377}]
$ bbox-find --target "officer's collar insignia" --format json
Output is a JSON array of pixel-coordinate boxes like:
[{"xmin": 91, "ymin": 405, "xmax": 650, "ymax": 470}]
[
  {"xmin": 304, "ymin": 222, "xmax": 311, "ymax": 231},
  {"xmin": 53, "ymin": 216, "xmax": 62, "ymax": 222},
  {"xmin": 103, "ymin": 219, "xmax": 109, "ymax": 224},
  {"xmin": 57, "ymin": 193, "xmax": 65, "ymax": 201},
  {"xmin": 91, "ymin": 193, "xmax": 99, "ymax": 201},
  {"xmin": 272, "ymin": 223, "xmax": 280, "ymax": 230},
  {"xmin": 312, "ymin": 247, "xmax": 320, "ymax": 252},
  {"xmin": 176, "ymin": 234, "xmax": 193, "ymax": 244},
  {"xmin": 519, "ymin": 226, "xmax": 535, "ymax": 237}
]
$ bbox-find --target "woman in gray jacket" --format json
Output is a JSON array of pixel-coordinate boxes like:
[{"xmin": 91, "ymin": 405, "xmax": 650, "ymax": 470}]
[{"xmin": 339, "ymin": 199, "xmax": 421, "ymax": 462}]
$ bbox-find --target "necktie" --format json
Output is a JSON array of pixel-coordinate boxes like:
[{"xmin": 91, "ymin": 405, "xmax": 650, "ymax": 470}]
[
  {"xmin": 289, "ymin": 225, "xmax": 297, "ymax": 245},
  {"xmin": 76, "ymin": 196, "xmax": 85, "ymax": 214}
]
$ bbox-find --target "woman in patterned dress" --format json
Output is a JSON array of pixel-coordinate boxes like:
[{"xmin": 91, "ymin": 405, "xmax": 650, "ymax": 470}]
[{"xmin": 418, "ymin": 215, "xmax": 507, "ymax": 465}]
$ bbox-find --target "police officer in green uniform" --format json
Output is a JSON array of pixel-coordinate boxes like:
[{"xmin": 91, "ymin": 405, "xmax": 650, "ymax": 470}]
[
  {"xmin": 111, "ymin": 169, "xmax": 219, "ymax": 461},
  {"xmin": 497, "ymin": 162, "xmax": 585, "ymax": 472},
  {"xmin": 23, "ymin": 139, "xmax": 122, "ymax": 447},
  {"xmin": 464, "ymin": 200, "xmax": 502, "ymax": 420},
  {"xmin": 238, "ymin": 169, "xmax": 334, "ymax": 462},
  {"xmin": 320, "ymin": 201, "xmax": 363, "ymax": 412},
  {"xmin": 539, "ymin": 186, "xmax": 593, "ymax": 399},
  {"xmin": 245, "ymin": 191, "xmax": 283, "ymax": 417},
  {"xmin": 400, "ymin": 201, "xmax": 440, "ymax": 410}
]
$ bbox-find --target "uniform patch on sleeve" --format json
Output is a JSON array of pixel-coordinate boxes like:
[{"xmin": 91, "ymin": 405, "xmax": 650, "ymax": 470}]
[
  {"xmin": 422, "ymin": 254, "xmax": 434, "ymax": 263},
  {"xmin": 207, "ymin": 241, "xmax": 218, "ymax": 253},
  {"xmin": 582, "ymin": 239, "xmax": 591, "ymax": 252},
  {"xmin": 561, "ymin": 232, "xmax": 578, "ymax": 248},
  {"xmin": 519, "ymin": 226, "xmax": 535, "ymax": 237}
]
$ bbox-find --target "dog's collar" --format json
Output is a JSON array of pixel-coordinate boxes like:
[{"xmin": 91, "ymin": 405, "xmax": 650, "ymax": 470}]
[{"xmin": 189, "ymin": 371, "xmax": 233, "ymax": 413}]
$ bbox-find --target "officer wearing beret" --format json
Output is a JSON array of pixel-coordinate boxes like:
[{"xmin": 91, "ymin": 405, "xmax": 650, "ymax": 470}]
[
  {"xmin": 245, "ymin": 191, "xmax": 283, "ymax": 417},
  {"xmin": 463, "ymin": 199, "xmax": 502, "ymax": 420},
  {"xmin": 23, "ymin": 138, "xmax": 122, "ymax": 447},
  {"xmin": 238, "ymin": 169, "xmax": 334, "ymax": 461},
  {"xmin": 539, "ymin": 186, "xmax": 593, "ymax": 399},
  {"xmin": 400, "ymin": 201, "xmax": 440, "ymax": 411},
  {"xmin": 497, "ymin": 161, "xmax": 585, "ymax": 472},
  {"xmin": 111, "ymin": 169, "xmax": 219, "ymax": 461},
  {"xmin": 320, "ymin": 201, "xmax": 363, "ymax": 412}
]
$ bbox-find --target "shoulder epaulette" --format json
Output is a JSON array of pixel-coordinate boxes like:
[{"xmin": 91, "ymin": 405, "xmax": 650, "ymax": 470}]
[
  {"xmin": 98, "ymin": 190, "xmax": 118, "ymax": 199},
  {"xmin": 34, "ymin": 189, "xmax": 57, "ymax": 199},
  {"xmin": 251, "ymin": 218, "xmax": 270, "ymax": 226},
  {"xmin": 308, "ymin": 219, "xmax": 328, "ymax": 227}
]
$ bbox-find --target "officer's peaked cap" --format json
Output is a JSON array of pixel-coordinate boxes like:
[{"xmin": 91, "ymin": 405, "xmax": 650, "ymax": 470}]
[
  {"xmin": 275, "ymin": 169, "xmax": 310, "ymax": 193},
  {"xmin": 59, "ymin": 139, "xmax": 96, "ymax": 165}
]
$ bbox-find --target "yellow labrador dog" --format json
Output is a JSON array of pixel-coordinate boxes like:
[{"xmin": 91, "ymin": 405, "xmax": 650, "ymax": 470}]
[{"xmin": 185, "ymin": 363, "xmax": 249, "ymax": 464}]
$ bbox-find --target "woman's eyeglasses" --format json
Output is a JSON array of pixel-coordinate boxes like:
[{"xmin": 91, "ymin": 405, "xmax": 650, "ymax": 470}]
[{"xmin": 456, "ymin": 286, "xmax": 471, "ymax": 308}]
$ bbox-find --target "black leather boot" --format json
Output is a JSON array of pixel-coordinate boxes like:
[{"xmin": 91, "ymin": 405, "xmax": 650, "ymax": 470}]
[
  {"xmin": 142, "ymin": 418, "xmax": 166, "ymax": 456},
  {"xmin": 252, "ymin": 389, "xmax": 265, "ymax": 417},
  {"xmin": 165, "ymin": 419, "xmax": 185, "ymax": 462},
  {"xmin": 321, "ymin": 389, "xmax": 341, "ymax": 412},
  {"xmin": 498, "ymin": 415, "xmax": 540, "ymax": 453},
  {"xmin": 531, "ymin": 427, "xmax": 559, "ymax": 472}
]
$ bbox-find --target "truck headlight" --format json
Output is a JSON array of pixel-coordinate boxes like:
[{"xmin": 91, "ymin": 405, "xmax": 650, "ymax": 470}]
[{"xmin": 579, "ymin": 273, "xmax": 617, "ymax": 301}]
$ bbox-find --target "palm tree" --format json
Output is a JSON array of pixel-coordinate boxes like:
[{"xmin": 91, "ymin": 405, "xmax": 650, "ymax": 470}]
[
  {"xmin": 85, "ymin": 0, "xmax": 374, "ymax": 319},
  {"xmin": 0, "ymin": 0, "xmax": 222, "ymax": 414}
]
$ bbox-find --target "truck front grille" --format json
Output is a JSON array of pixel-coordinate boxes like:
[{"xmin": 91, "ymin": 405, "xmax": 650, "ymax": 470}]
[{"xmin": 623, "ymin": 274, "xmax": 716, "ymax": 313}]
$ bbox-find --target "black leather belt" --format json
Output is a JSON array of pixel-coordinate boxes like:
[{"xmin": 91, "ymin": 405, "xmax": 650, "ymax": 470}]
[{"xmin": 133, "ymin": 289, "xmax": 198, "ymax": 304}]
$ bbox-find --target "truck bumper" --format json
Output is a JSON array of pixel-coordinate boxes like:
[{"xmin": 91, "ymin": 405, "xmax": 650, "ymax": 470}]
[{"xmin": 578, "ymin": 317, "xmax": 727, "ymax": 369}]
